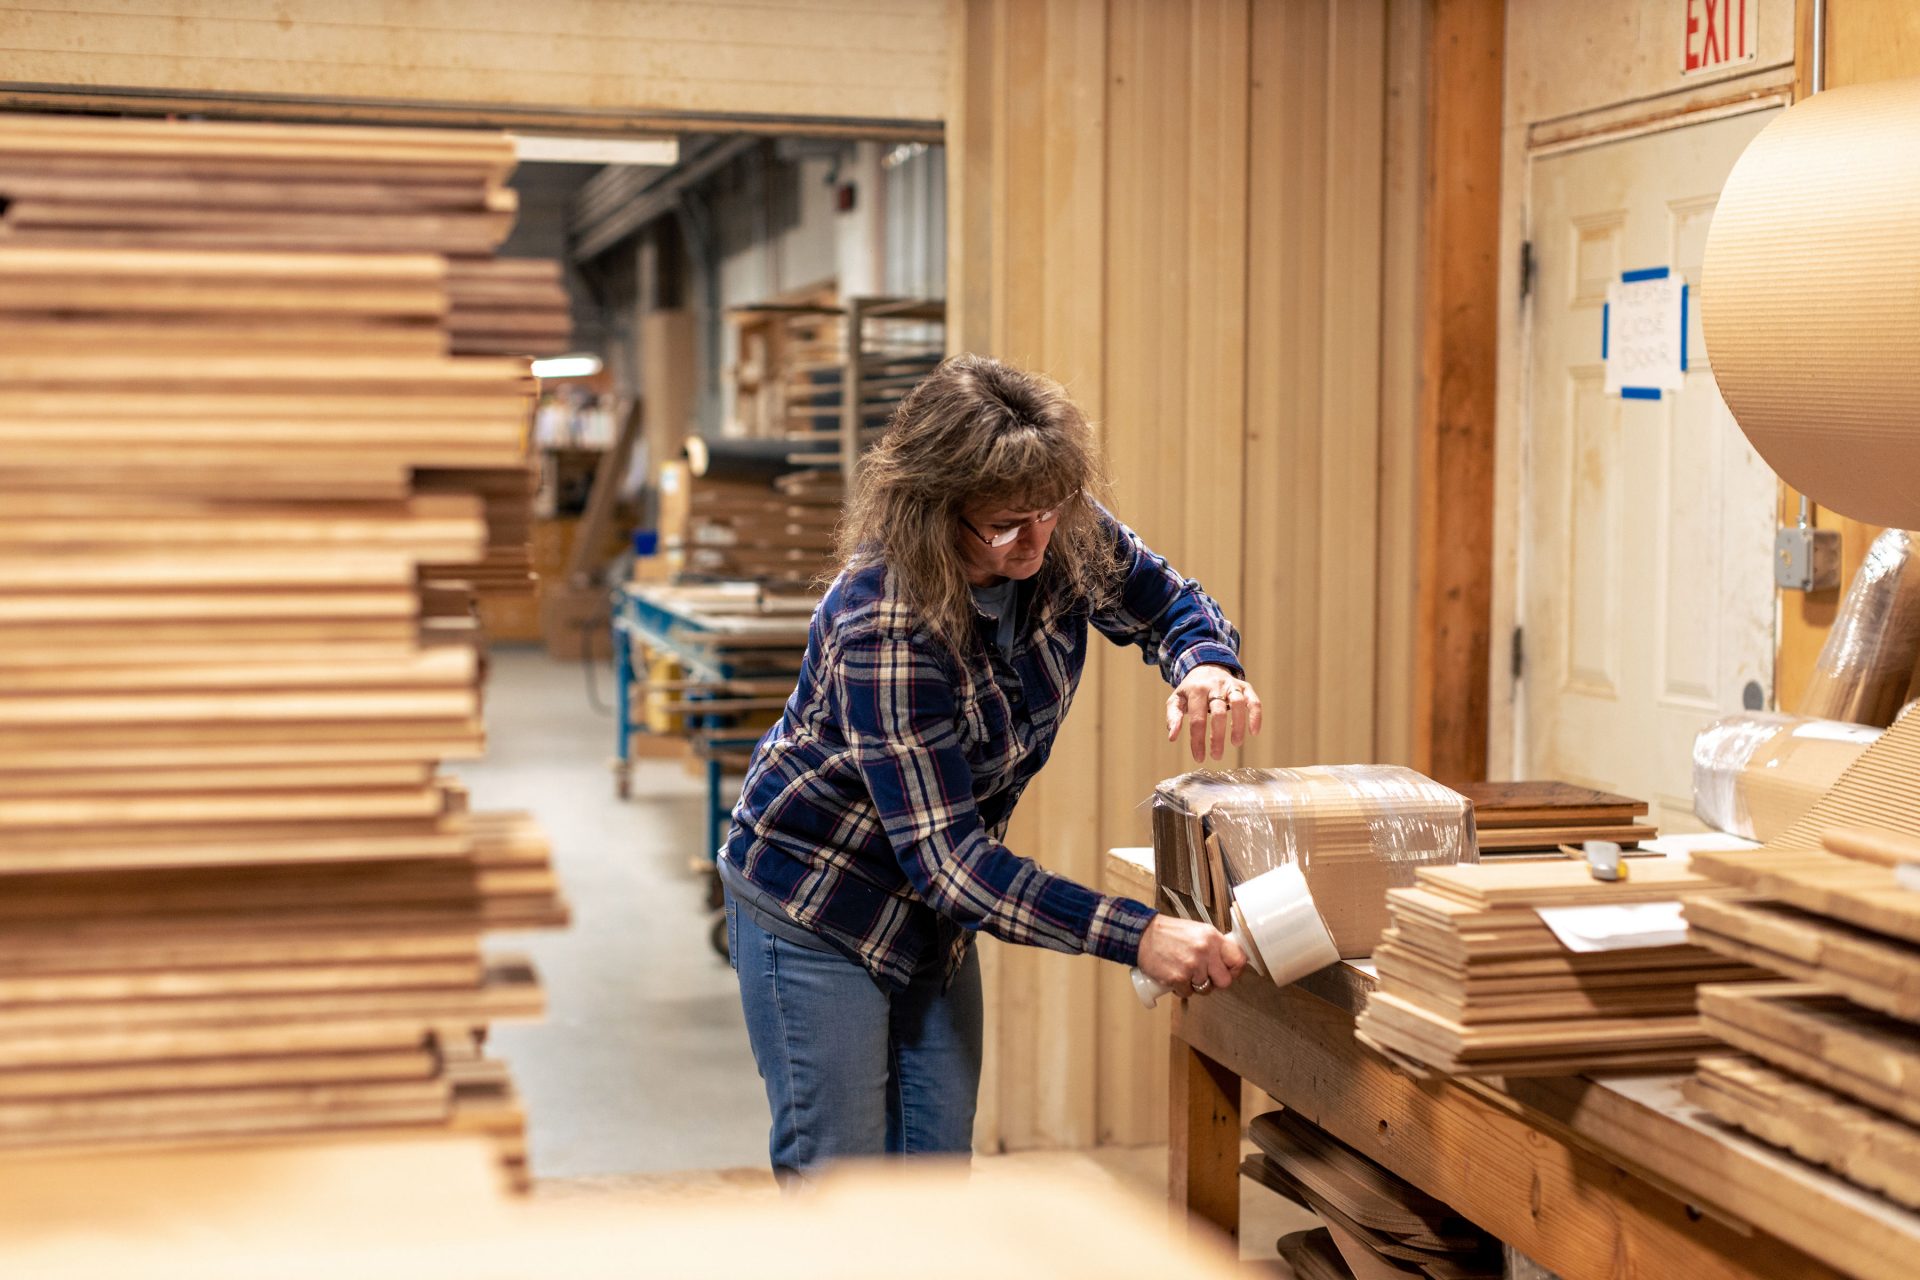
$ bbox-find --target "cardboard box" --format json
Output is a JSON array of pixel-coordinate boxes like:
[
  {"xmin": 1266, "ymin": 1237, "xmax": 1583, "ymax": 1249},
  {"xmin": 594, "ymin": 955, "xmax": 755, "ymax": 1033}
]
[
  {"xmin": 540, "ymin": 584, "xmax": 612, "ymax": 661},
  {"xmin": 1152, "ymin": 767, "xmax": 1477, "ymax": 958}
]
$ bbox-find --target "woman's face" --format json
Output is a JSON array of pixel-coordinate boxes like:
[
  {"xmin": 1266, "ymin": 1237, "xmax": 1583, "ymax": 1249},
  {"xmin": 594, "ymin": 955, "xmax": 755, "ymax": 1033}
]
[{"xmin": 956, "ymin": 499, "xmax": 1059, "ymax": 583}]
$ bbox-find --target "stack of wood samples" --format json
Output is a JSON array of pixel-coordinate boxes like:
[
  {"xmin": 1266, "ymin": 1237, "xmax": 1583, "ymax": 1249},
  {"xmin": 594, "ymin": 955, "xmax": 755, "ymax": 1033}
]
[
  {"xmin": 0, "ymin": 115, "xmax": 567, "ymax": 1181},
  {"xmin": 684, "ymin": 475, "xmax": 842, "ymax": 590},
  {"xmin": 1456, "ymin": 780, "xmax": 1656, "ymax": 856},
  {"xmin": 1355, "ymin": 861, "xmax": 1768, "ymax": 1076},
  {"xmin": 1687, "ymin": 820, "xmax": 1920, "ymax": 1208},
  {"xmin": 444, "ymin": 258, "xmax": 571, "ymax": 358},
  {"xmin": 1242, "ymin": 1110, "xmax": 1502, "ymax": 1278}
]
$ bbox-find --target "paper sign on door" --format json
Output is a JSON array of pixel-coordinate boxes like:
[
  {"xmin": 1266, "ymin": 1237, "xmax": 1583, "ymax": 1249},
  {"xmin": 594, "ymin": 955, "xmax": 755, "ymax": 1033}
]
[{"xmin": 1603, "ymin": 267, "xmax": 1688, "ymax": 400}]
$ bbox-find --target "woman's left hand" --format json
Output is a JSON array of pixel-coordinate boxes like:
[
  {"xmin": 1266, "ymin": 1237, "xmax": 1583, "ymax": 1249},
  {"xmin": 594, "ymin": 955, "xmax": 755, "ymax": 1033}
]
[{"xmin": 1166, "ymin": 665, "xmax": 1263, "ymax": 763}]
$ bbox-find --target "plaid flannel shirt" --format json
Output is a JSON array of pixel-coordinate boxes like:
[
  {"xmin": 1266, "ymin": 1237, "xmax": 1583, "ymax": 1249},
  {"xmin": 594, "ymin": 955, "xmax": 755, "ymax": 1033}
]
[{"xmin": 722, "ymin": 509, "xmax": 1243, "ymax": 991}]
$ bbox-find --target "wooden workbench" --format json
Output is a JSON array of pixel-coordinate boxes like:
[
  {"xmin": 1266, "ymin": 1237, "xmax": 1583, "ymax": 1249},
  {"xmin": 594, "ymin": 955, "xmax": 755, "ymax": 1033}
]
[{"xmin": 1171, "ymin": 958, "xmax": 1920, "ymax": 1280}]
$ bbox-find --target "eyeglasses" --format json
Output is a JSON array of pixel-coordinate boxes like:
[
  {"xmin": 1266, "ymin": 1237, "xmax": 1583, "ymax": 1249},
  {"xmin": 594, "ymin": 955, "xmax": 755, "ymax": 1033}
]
[{"xmin": 960, "ymin": 504, "xmax": 1063, "ymax": 549}]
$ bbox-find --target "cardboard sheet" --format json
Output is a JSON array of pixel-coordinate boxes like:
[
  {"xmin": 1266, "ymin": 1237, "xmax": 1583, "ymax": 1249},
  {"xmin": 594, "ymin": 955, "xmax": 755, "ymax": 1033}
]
[{"xmin": 1703, "ymin": 77, "xmax": 1920, "ymax": 528}]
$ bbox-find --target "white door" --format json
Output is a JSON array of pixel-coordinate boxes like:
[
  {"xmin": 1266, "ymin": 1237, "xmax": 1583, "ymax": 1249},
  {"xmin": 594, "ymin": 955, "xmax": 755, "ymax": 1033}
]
[{"xmin": 1519, "ymin": 110, "xmax": 1781, "ymax": 830}]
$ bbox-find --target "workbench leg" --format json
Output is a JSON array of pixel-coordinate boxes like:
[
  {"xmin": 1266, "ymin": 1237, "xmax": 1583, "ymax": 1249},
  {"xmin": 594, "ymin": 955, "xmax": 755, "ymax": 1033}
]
[
  {"xmin": 1169, "ymin": 1012, "xmax": 1241, "ymax": 1244},
  {"xmin": 705, "ymin": 755, "xmax": 724, "ymax": 862},
  {"xmin": 612, "ymin": 624, "xmax": 633, "ymax": 798}
]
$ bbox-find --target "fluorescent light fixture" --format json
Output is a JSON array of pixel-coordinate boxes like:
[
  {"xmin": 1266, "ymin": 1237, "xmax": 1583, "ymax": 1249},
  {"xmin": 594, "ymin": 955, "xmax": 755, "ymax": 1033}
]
[
  {"xmin": 531, "ymin": 354, "xmax": 603, "ymax": 380},
  {"xmin": 510, "ymin": 134, "xmax": 679, "ymax": 166}
]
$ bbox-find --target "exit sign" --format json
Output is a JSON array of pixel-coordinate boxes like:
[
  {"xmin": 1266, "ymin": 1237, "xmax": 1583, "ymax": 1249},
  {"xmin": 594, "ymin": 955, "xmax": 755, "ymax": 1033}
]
[{"xmin": 1684, "ymin": 0, "xmax": 1757, "ymax": 74}]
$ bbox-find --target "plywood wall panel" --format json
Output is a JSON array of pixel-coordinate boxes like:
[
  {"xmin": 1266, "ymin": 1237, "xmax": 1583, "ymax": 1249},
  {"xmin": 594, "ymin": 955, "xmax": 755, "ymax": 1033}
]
[
  {"xmin": 1181, "ymin": 0, "xmax": 1251, "ymax": 684},
  {"xmin": 954, "ymin": 0, "xmax": 1420, "ymax": 1152},
  {"xmin": 1315, "ymin": 0, "xmax": 1388, "ymax": 765},
  {"xmin": 1375, "ymin": 0, "xmax": 1430, "ymax": 768},
  {"xmin": 1021, "ymin": 0, "xmax": 1110, "ymax": 1153},
  {"xmin": 1243, "ymin": 0, "xmax": 1331, "ymax": 770}
]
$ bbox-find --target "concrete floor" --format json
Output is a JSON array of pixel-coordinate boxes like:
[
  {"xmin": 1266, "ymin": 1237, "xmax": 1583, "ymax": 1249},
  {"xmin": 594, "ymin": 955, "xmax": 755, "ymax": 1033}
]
[
  {"xmin": 451, "ymin": 647, "xmax": 771, "ymax": 1177},
  {"xmin": 454, "ymin": 649, "xmax": 1315, "ymax": 1270}
]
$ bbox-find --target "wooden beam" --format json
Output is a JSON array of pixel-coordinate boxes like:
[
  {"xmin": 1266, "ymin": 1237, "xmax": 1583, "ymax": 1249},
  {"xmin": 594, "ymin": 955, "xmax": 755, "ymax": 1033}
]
[
  {"xmin": 0, "ymin": 89, "xmax": 945, "ymax": 145},
  {"xmin": 1412, "ymin": 0, "xmax": 1503, "ymax": 786}
]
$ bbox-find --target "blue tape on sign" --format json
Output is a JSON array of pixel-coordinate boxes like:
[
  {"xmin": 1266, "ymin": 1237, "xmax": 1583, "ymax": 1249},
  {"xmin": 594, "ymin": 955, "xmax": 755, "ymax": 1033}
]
[
  {"xmin": 1680, "ymin": 284, "xmax": 1689, "ymax": 372},
  {"xmin": 1622, "ymin": 266, "xmax": 1671, "ymax": 282},
  {"xmin": 1622, "ymin": 386, "xmax": 1662, "ymax": 400},
  {"xmin": 1602, "ymin": 302, "xmax": 1609, "ymax": 359}
]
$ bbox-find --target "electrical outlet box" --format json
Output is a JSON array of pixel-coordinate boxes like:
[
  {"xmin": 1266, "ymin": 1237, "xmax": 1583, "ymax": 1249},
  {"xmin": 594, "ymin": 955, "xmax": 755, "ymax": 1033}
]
[{"xmin": 1775, "ymin": 525, "xmax": 1842, "ymax": 591}]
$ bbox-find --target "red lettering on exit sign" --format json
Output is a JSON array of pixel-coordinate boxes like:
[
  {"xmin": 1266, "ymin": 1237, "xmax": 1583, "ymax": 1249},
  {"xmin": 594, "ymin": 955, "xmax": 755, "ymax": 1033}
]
[{"xmin": 1685, "ymin": 0, "xmax": 1757, "ymax": 75}]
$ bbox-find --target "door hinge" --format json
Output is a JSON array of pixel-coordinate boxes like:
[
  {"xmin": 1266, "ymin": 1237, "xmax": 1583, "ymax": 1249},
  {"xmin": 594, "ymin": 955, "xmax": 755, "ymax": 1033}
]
[
  {"xmin": 1510, "ymin": 626, "xmax": 1525, "ymax": 681},
  {"xmin": 1519, "ymin": 239, "xmax": 1535, "ymax": 303}
]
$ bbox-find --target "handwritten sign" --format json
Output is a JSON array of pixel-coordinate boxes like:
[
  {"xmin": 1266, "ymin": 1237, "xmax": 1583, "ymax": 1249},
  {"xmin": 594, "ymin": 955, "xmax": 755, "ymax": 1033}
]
[{"xmin": 1603, "ymin": 268, "xmax": 1687, "ymax": 400}]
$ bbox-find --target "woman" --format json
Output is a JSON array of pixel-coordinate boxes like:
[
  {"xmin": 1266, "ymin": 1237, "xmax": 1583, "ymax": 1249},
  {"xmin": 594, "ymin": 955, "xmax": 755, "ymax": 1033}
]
[{"xmin": 720, "ymin": 354, "xmax": 1260, "ymax": 1182}]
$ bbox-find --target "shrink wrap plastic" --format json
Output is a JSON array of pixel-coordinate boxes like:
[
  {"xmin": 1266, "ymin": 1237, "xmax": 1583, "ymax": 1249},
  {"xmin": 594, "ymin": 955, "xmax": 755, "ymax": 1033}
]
[
  {"xmin": 1800, "ymin": 529, "xmax": 1920, "ymax": 728},
  {"xmin": 1152, "ymin": 766, "xmax": 1476, "ymax": 958},
  {"xmin": 1693, "ymin": 713, "xmax": 1882, "ymax": 841}
]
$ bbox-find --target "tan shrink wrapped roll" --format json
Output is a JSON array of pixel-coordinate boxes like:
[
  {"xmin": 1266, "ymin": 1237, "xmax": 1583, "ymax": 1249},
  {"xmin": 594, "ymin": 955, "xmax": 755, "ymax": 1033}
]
[
  {"xmin": 1800, "ymin": 529, "xmax": 1920, "ymax": 727},
  {"xmin": 1692, "ymin": 713, "xmax": 1883, "ymax": 841},
  {"xmin": 1703, "ymin": 77, "xmax": 1920, "ymax": 529},
  {"xmin": 1152, "ymin": 766, "xmax": 1476, "ymax": 958}
]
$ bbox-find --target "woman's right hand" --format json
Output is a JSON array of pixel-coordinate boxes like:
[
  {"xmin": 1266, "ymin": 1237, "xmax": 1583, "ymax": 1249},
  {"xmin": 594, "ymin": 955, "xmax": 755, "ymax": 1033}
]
[{"xmin": 1136, "ymin": 915, "xmax": 1246, "ymax": 997}]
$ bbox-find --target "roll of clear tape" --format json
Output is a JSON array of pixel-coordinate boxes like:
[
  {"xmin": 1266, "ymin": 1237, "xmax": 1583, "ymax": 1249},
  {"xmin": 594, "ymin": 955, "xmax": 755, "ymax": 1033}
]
[
  {"xmin": 1132, "ymin": 863, "xmax": 1339, "ymax": 1008},
  {"xmin": 1703, "ymin": 77, "xmax": 1920, "ymax": 529}
]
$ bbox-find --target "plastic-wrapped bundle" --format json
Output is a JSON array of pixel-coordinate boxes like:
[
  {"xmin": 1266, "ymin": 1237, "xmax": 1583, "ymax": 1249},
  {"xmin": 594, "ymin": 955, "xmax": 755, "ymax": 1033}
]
[
  {"xmin": 1800, "ymin": 529, "xmax": 1920, "ymax": 728},
  {"xmin": 1692, "ymin": 712, "xmax": 1883, "ymax": 841},
  {"xmin": 1152, "ymin": 766, "xmax": 1476, "ymax": 958}
]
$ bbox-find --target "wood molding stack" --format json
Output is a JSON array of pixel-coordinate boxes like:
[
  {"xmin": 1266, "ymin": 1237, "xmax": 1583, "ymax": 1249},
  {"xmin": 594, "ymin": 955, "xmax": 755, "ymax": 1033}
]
[
  {"xmin": 1355, "ymin": 861, "xmax": 1769, "ymax": 1076},
  {"xmin": 1687, "ymin": 818, "xmax": 1920, "ymax": 1209},
  {"xmin": 443, "ymin": 259, "xmax": 572, "ymax": 358},
  {"xmin": 0, "ymin": 115, "xmax": 568, "ymax": 1182},
  {"xmin": 684, "ymin": 471, "xmax": 843, "ymax": 591}
]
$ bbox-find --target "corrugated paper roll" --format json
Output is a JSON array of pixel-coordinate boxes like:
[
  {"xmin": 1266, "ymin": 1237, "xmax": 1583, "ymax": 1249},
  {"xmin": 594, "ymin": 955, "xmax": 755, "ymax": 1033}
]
[{"xmin": 1703, "ymin": 77, "xmax": 1920, "ymax": 529}]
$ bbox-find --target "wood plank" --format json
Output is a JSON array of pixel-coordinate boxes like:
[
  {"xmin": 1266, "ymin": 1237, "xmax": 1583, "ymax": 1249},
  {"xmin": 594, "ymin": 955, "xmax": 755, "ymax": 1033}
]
[
  {"xmin": 1687, "ymin": 894, "xmax": 1920, "ymax": 1020},
  {"xmin": 1412, "ymin": 0, "xmax": 1503, "ymax": 786},
  {"xmin": 1698, "ymin": 982, "xmax": 1920, "ymax": 1124}
]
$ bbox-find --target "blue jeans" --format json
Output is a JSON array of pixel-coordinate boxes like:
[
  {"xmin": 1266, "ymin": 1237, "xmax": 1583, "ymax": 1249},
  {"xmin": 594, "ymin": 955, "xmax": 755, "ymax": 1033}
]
[{"xmin": 726, "ymin": 892, "xmax": 983, "ymax": 1183}]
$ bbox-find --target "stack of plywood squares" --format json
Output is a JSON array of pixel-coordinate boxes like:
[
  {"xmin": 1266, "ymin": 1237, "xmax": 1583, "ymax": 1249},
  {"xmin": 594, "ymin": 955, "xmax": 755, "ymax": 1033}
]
[
  {"xmin": 1456, "ymin": 780, "xmax": 1657, "ymax": 856},
  {"xmin": 1683, "ymin": 709, "xmax": 1920, "ymax": 1209},
  {"xmin": 0, "ymin": 114, "xmax": 568, "ymax": 1183},
  {"xmin": 1356, "ymin": 860, "xmax": 1769, "ymax": 1076}
]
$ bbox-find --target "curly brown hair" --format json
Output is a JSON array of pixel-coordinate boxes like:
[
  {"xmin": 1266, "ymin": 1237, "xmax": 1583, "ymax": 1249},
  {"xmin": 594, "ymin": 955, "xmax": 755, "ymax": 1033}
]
[{"xmin": 835, "ymin": 353, "xmax": 1121, "ymax": 656}]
